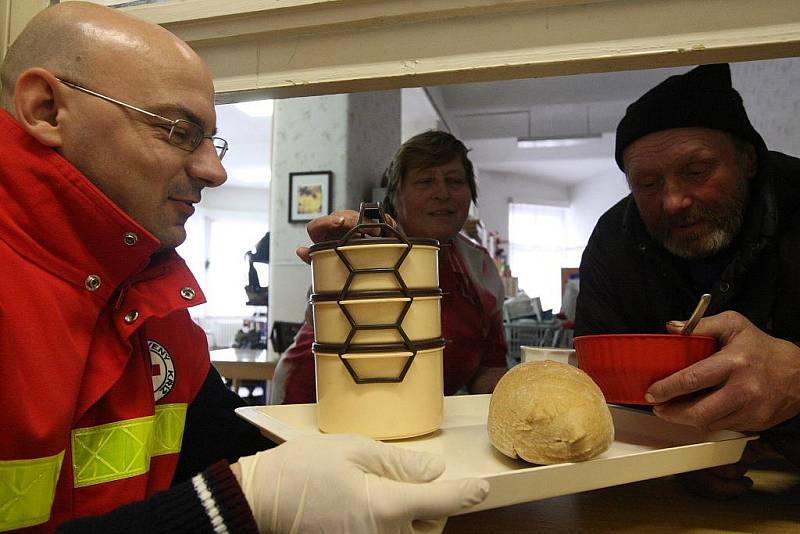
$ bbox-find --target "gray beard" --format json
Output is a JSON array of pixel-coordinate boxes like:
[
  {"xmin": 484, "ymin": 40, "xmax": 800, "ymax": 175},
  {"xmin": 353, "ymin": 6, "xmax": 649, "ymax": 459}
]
[
  {"xmin": 661, "ymin": 223, "xmax": 738, "ymax": 259},
  {"xmin": 646, "ymin": 180, "xmax": 750, "ymax": 260}
]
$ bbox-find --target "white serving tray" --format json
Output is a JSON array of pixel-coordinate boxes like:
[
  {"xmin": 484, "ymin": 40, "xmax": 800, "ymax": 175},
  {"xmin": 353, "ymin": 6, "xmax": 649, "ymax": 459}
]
[{"xmin": 236, "ymin": 394, "xmax": 756, "ymax": 514}]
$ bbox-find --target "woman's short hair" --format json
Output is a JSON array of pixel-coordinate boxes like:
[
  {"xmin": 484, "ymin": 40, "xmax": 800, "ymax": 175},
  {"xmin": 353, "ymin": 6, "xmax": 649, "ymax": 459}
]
[{"xmin": 382, "ymin": 130, "xmax": 477, "ymax": 217}]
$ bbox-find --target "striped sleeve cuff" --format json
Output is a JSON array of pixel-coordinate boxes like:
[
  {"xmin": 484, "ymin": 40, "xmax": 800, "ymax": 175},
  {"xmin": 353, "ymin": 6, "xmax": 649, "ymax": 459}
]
[{"xmin": 192, "ymin": 461, "xmax": 258, "ymax": 534}]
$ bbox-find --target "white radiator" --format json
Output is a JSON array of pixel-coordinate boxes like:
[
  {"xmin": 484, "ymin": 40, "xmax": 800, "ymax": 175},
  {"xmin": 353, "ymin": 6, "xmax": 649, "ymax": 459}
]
[{"xmin": 200, "ymin": 318, "xmax": 245, "ymax": 349}]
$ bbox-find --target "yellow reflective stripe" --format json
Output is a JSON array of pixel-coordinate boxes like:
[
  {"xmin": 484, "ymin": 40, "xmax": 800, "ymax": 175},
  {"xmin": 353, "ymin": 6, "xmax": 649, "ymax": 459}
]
[
  {"xmin": 0, "ymin": 450, "xmax": 64, "ymax": 532},
  {"xmin": 72, "ymin": 415, "xmax": 153, "ymax": 488},
  {"xmin": 72, "ymin": 403, "xmax": 187, "ymax": 488},
  {"xmin": 151, "ymin": 403, "xmax": 187, "ymax": 457}
]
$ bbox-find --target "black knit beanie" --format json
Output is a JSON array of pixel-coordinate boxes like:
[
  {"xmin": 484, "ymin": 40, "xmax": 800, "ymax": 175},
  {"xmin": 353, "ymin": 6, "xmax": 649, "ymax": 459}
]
[{"xmin": 615, "ymin": 63, "xmax": 768, "ymax": 171}]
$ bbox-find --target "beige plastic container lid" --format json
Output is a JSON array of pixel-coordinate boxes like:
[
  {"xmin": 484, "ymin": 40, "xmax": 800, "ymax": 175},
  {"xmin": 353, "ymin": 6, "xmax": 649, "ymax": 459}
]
[
  {"xmin": 310, "ymin": 241, "xmax": 440, "ymax": 294},
  {"xmin": 308, "ymin": 202, "xmax": 440, "ymax": 295}
]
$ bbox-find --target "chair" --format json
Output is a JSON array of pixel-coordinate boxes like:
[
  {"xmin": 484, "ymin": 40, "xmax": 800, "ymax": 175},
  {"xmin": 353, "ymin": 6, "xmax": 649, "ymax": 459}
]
[
  {"xmin": 244, "ymin": 232, "xmax": 269, "ymax": 306},
  {"xmin": 504, "ymin": 317, "xmax": 561, "ymax": 368},
  {"xmin": 270, "ymin": 320, "xmax": 303, "ymax": 354}
]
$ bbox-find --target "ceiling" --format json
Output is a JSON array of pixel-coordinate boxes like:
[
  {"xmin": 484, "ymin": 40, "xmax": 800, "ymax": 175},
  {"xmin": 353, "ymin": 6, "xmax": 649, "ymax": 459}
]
[
  {"xmin": 216, "ymin": 65, "xmax": 692, "ymax": 189},
  {"xmin": 431, "ymin": 65, "xmax": 690, "ymax": 186},
  {"xmin": 439, "ymin": 67, "xmax": 689, "ymax": 111},
  {"xmin": 215, "ymin": 101, "xmax": 273, "ymax": 189}
]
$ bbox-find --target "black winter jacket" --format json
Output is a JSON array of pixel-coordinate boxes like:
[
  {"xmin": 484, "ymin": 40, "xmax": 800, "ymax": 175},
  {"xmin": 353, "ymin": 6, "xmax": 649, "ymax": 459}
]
[
  {"xmin": 575, "ymin": 150, "xmax": 800, "ymax": 463},
  {"xmin": 576, "ymin": 151, "xmax": 800, "ymax": 340}
]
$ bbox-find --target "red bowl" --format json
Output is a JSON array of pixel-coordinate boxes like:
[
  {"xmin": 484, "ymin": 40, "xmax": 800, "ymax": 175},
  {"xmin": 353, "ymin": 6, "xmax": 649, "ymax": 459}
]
[{"xmin": 573, "ymin": 334, "xmax": 717, "ymax": 404}]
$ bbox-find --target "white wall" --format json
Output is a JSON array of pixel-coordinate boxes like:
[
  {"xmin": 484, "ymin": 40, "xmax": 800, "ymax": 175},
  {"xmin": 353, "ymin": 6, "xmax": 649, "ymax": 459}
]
[
  {"xmin": 268, "ymin": 92, "xmax": 401, "ymax": 330},
  {"xmin": 401, "ymin": 88, "xmax": 442, "ymax": 141},
  {"xmin": 476, "ymin": 164, "xmax": 627, "ymax": 271},
  {"xmin": 565, "ymin": 167, "xmax": 629, "ymax": 265},
  {"xmin": 201, "ymin": 185, "xmax": 269, "ymax": 213},
  {"xmin": 269, "ymin": 95, "xmax": 349, "ymax": 326},
  {"xmin": 733, "ymin": 58, "xmax": 800, "ymax": 157},
  {"xmin": 476, "ymin": 170, "xmax": 570, "ymax": 243}
]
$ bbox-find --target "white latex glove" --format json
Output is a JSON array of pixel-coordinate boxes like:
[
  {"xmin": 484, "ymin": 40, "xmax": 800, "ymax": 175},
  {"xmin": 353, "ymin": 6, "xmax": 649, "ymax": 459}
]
[{"xmin": 236, "ymin": 433, "xmax": 489, "ymax": 534}]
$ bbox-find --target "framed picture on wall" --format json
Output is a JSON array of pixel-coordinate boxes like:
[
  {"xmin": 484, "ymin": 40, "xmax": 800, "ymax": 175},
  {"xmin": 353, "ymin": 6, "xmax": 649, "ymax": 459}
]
[{"xmin": 288, "ymin": 171, "xmax": 332, "ymax": 223}]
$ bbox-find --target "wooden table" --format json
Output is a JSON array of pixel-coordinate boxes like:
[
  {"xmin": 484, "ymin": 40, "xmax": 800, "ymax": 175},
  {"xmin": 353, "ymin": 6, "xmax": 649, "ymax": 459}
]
[
  {"xmin": 210, "ymin": 348, "xmax": 278, "ymax": 395},
  {"xmin": 445, "ymin": 457, "xmax": 800, "ymax": 533}
]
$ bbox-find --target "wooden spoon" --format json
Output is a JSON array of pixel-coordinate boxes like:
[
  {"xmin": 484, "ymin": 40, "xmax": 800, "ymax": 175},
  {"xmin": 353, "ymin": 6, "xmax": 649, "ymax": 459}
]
[{"xmin": 680, "ymin": 293, "xmax": 712, "ymax": 336}]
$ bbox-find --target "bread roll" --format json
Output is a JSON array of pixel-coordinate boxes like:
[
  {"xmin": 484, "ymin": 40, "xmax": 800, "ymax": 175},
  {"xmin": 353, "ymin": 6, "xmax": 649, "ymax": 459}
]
[{"xmin": 487, "ymin": 361, "xmax": 614, "ymax": 464}]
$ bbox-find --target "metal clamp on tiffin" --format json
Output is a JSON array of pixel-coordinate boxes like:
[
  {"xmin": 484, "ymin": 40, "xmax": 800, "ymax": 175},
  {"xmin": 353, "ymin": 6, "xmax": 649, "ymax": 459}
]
[{"xmin": 308, "ymin": 202, "xmax": 445, "ymax": 439}]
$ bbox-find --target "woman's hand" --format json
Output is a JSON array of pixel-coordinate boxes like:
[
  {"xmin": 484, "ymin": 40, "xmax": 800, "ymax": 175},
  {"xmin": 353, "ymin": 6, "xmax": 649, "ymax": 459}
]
[
  {"xmin": 295, "ymin": 209, "xmax": 397, "ymax": 264},
  {"xmin": 295, "ymin": 210, "xmax": 361, "ymax": 264}
]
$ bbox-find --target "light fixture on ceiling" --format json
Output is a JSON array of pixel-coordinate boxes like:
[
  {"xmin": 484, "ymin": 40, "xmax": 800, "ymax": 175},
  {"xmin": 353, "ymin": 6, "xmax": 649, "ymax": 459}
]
[
  {"xmin": 234, "ymin": 100, "xmax": 274, "ymax": 118},
  {"xmin": 517, "ymin": 133, "xmax": 602, "ymax": 149},
  {"xmin": 517, "ymin": 107, "xmax": 603, "ymax": 148}
]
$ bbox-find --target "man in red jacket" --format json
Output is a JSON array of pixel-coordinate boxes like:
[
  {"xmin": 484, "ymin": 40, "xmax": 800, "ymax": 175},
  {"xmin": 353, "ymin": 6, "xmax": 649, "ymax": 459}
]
[{"xmin": 0, "ymin": 2, "xmax": 487, "ymax": 532}]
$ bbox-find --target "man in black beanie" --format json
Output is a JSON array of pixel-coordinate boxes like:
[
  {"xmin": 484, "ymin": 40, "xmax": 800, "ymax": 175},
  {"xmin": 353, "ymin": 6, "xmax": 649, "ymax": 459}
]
[{"xmin": 576, "ymin": 63, "xmax": 800, "ymax": 496}]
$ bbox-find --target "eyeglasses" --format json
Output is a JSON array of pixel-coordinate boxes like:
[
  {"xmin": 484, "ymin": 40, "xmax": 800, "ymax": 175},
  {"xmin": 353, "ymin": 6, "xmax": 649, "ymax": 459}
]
[{"xmin": 56, "ymin": 78, "xmax": 228, "ymax": 160}]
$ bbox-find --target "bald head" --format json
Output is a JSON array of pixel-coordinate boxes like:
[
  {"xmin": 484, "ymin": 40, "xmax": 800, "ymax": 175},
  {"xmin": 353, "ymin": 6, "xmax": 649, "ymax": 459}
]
[
  {"xmin": 1, "ymin": 1, "xmax": 207, "ymax": 112},
  {"xmin": 0, "ymin": 1, "xmax": 225, "ymax": 252}
]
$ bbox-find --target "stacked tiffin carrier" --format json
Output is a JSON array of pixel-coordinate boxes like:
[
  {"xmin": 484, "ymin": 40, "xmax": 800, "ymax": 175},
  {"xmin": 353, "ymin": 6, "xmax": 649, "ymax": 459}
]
[{"xmin": 308, "ymin": 202, "xmax": 444, "ymax": 439}]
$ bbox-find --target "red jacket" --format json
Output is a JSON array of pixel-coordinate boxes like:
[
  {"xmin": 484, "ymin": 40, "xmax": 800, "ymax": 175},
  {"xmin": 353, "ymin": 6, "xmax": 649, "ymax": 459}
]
[{"xmin": 0, "ymin": 110, "xmax": 210, "ymax": 531}]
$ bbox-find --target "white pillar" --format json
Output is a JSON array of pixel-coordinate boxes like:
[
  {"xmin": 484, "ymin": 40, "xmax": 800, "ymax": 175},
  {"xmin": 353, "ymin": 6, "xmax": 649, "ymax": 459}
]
[{"xmin": 267, "ymin": 90, "xmax": 401, "ymax": 352}]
